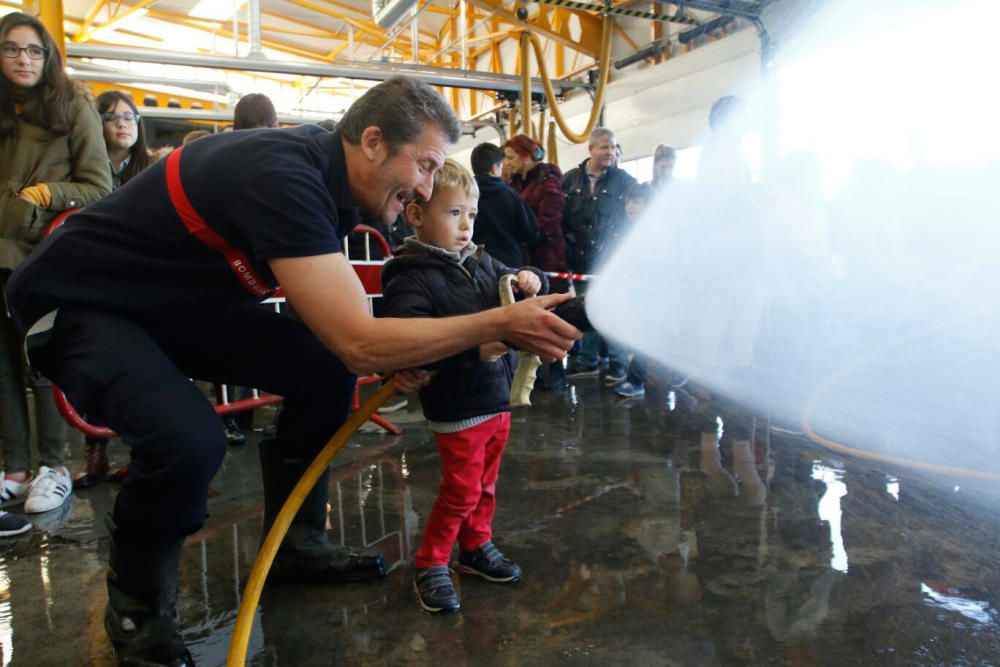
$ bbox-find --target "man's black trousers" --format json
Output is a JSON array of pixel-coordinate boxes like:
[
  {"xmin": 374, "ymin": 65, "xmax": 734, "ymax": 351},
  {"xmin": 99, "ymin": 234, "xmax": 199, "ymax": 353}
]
[{"xmin": 30, "ymin": 306, "xmax": 356, "ymax": 542}]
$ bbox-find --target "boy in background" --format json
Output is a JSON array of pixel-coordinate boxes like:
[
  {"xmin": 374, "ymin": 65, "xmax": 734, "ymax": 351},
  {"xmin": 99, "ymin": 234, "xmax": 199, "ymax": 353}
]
[
  {"xmin": 469, "ymin": 142, "xmax": 539, "ymax": 267},
  {"xmin": 381, "ymin": 159, "xmax": 547, "ymax": 613}
]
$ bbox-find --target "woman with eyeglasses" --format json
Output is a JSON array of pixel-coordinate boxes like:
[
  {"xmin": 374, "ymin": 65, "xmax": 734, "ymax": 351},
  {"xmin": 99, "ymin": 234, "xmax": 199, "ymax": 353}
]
[
  {"xmin": 67, "ymin": 91, "xmax": 155, "ymax": 490},
  {"xmin": 96, "ymin": 90, "xmax": 153, "ymax": 190},
  {"xmin": 0, "ymin": 13, "xmax": 112, "ymax": 523}
]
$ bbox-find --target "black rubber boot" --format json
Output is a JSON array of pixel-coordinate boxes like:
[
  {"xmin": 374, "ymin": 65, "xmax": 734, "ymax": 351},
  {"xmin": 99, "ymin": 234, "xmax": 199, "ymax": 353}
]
[
  {"xmin": 259, "ymin": 439, "xmax": 387, "ymax": 584},
  {"xmin": 104, "ymin": 515, "xmax": 194, "ymax": 666}
]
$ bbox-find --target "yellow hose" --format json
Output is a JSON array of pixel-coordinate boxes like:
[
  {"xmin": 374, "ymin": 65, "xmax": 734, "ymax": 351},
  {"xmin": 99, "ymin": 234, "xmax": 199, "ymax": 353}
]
[
  {"xmin": 226, "ymin": 379, "xmax": 399, "ymax": 666},
  {"xmin": 801, "ymin": 337, "xmax": 1000, "ymax": 481},
  {"xmin": 546, "ymin": 120, "xmax": 559, "ymax": 164},
  {"xmin": 520, "ymin": 31, "xmax": 534, "ymax": 141},
  {"xmin": 519, "ymin": 15, "xmax": 614, "ymax": 144}
]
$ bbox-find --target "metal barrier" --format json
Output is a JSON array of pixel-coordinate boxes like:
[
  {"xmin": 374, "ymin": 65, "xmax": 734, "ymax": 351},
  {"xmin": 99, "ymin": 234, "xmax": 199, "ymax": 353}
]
[{"xmin": 44, "ymin": 211, "xmax": 401, "ymax": 437}]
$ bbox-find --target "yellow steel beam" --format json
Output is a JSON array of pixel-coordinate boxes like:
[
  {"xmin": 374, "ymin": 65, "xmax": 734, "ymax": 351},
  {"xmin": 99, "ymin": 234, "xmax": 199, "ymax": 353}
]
[
  {"xmin": 285, "ymin": 0, "xmax": 388, "ymax": 41},
  {"xmin": 325, "ymin": 41, "xmax": 349, "ymax": 60},
  {"xmin": 23, "ymin": 0, "xmax": 65, "ymax": 57},
  {"xmin": 614, "ymin": 23, "xmax": 637, "ymax": 50},
  {"xmin": 75, "ymin": 0, "xmax": 111, "ymax": 43},
  {"xmin": 146, "ymin": 8, "xmax": 332, "ymax": 60},
  {"xmin": 77, "ymin": 0, "xmax": 162, "ymax": 43},
  {"xmin": 285, "ymin": 0, "xmax": 437, "ymax": 52},
  {"xmin": 289, "ymin": 0, "xmax": 437, "ymax": 40}
]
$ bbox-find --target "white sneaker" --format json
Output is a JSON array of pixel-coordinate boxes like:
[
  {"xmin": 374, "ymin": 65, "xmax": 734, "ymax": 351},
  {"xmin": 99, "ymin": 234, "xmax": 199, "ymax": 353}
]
[
  {"xmin": 0, "ymin": 472, "xmax": 33, "ymax": 506},
  {"xmin": 0, "ymin": 510, "xmax": 32, "ymax": 537},
  {"xmin": 377, "ymin": 397, "xmax": 408, "ymax": 414},
  {"xmin": 24, "ymin": 467, "xmax": 72, "ymax": 514}
]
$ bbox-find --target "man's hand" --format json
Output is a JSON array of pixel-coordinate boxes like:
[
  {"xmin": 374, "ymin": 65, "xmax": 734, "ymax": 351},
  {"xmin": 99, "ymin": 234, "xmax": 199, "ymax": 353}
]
[
  {"xmin": 514, "ymin": 270, "xmax": 542, "ymax": 297},
  {"xmin": 501, "ymin": 292, "xmax": 581, "ymax": 362},
  {"xmin": 390, "ymin": 369, "xmax": 437, "ymax": 392},
  {"xmin": 479, "ymin": 341, "xmax": 510, "ymax": 362}
]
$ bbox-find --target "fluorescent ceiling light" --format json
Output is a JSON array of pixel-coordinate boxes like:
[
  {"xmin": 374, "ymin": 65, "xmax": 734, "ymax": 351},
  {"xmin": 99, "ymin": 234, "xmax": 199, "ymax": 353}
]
[{"xmin": 189, "ymin": 0, "xmax": 237, "ymax": 21}]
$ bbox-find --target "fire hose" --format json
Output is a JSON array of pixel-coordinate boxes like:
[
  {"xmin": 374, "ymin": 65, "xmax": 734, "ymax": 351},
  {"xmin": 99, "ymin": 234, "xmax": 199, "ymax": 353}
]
[
  {"xmin": 500, "ymin": 275, "xmax": 542, "ymax": 407},
  {"xmin": 226, "ymin": 380, "xmax": 398, "ymax": 666}
]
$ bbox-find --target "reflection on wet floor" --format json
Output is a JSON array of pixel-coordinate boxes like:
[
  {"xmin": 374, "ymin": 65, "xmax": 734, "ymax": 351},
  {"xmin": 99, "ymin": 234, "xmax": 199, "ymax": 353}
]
[{"xmin": 2, "ymin": 379, "xmax": 1000, "ymax": 665}]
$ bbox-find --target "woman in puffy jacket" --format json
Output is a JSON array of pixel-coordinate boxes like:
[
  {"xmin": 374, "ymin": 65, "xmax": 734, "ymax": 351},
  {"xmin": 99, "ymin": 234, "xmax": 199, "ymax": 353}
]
[
  {"xmin": 0, "ymin": 12, "xmax": 111, "ymax": 516},
  {"xmin": 504, "ymin": 133, "xmax": 569, "ymax": 391}
]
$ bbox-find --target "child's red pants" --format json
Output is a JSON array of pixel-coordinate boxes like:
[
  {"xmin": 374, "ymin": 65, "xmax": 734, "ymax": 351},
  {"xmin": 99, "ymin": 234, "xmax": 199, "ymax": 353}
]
[{"xmin": 413, "ymin": 413, "xmax": 511, "ymax": 567}]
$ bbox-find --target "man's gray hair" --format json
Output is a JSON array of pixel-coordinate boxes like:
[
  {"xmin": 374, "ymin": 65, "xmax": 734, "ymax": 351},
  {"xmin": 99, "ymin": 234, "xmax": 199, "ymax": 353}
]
[
  {"xmin": 589, "ymin": 127, "xmax": 616, "ymax": 146},
  {"xmin": 338, "ymin": 76, "xmax": 461, "ymax": 152}
]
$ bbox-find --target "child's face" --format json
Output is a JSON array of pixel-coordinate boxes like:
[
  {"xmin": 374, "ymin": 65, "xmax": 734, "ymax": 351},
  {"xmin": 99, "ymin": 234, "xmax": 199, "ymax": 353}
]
[
  {"xmin": 409, "ymin": 186, "xmax": 478, "ymax": 253},
  {"xmin": 625, "ymin": 197, "xmax": 646, "ymax": 221}
]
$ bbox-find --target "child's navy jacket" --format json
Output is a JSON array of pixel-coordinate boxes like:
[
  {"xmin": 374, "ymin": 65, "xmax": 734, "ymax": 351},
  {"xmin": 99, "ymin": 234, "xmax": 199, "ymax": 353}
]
[{"xmin": 381, "ymin": 239, "xmax": 548, "ymax": 423}]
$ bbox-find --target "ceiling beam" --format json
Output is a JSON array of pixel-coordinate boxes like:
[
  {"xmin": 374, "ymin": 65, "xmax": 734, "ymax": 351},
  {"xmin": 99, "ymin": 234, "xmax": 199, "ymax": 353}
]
[
  {"xmin": 75, "ymin": 0, "xmax": 162, "ymax": 42},
  {"xmin": 464, "ymin": 0, "xmax": 599, "ymax": 58},
  {"xmin": 66, "ymin": 43, "xmax": 592, "ymax": 93}
]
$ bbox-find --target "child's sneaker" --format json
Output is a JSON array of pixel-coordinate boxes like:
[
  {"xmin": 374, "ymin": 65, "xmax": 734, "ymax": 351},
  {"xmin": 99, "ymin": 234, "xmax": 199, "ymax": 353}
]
[
  {"xmin": 0, "ymin": 473, "xmax": 32, "ymax": 506},
  {"xmin": 614, "ymin": 382, "xmax": 646, "ymax": 398},
  {"xmin": 413, "ymin": 566, "xmax": 461, "ymax": 613},
  {"xmin": 0, "ymin": 511, "xmax": 31, "ymax": 537},
  {"xmin": 457, "ymin": 541, "xmax": 522, "ymax": 583},
  {"xmin": 25, "ymin": 466, "xmax": 72, "ymax": 514}
]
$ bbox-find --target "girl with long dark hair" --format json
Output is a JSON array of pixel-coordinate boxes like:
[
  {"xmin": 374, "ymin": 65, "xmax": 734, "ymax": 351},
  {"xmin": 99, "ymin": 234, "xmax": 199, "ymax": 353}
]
[
  {"xmin": 0, "ymin": 12, "xmax": 111, "ymax": 518},
  {"xmin": 96, "ymin": 90, "xmax": 153, "ymax": 189}
]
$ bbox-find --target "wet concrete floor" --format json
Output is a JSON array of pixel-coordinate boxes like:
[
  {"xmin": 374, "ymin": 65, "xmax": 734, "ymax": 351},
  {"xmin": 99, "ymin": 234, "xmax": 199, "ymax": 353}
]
[{"xmin": 1, "ymin": 377, "xmax": 999, "ymax": 666}]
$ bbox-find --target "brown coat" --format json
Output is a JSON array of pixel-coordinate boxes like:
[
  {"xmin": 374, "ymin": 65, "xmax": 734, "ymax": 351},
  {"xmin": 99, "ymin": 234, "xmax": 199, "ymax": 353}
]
[{"xmin": 0, "ymin": 91, "xmax": 112, "ymax": 270}]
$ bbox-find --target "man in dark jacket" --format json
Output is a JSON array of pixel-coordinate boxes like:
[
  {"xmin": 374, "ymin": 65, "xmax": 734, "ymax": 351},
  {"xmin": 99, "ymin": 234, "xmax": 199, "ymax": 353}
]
[
  {"xmin": 470, "ymin": 142, "xmax": 539, "ymax": 267},
  {"xmin": 562, "ymin": 127, "xmax": 636, "ymax": 382}
]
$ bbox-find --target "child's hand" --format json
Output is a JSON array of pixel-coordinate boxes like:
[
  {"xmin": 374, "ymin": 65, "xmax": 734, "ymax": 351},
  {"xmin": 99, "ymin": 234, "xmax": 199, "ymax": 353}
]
[
  {"xmin": 388, "ymin": 368, "xmax": 437, "ymax": 392},
  {"xmin": 514, "ymin": 270, "xmax": 541, "ymax": 297},
  {"xmin": 479, "ymin": 341, "xmax": 509, "ymax": 362}
]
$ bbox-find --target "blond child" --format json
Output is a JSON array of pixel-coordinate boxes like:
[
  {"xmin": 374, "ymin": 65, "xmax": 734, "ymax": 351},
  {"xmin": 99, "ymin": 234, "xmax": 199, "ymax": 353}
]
[{"xmin": 381, "ymin": 159, "xmax": 547, "ymax": 613}]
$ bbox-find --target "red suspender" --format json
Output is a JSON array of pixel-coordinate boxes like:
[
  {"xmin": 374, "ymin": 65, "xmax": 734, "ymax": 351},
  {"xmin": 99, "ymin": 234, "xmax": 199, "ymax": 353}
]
[{"xmin": 165, "ymin": 147, "xmax": 276, "ymax": 298}]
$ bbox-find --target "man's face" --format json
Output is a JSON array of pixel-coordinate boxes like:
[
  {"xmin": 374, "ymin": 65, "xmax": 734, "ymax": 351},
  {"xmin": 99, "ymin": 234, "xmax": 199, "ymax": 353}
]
[
  {"xmin": 589, "ymin": 137, "xmax": 616, "ymax": 171},
  {"xmin": 361, "ymin": 124, "xmax": 450, "ymax": 223},
  {"xmin": 653, "ymin": 156, "xmax": 676, "ymax": 182}
]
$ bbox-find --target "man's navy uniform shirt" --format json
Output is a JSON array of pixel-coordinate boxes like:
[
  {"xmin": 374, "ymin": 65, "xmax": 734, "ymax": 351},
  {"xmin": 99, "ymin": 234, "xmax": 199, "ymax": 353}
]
[{"xmin": 7, "ymin": 125, "xmax": 360, "ymax": 335}]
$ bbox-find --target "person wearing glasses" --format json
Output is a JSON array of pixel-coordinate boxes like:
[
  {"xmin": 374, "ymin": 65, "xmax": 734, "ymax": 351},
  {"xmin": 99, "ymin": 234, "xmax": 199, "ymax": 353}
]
[
  {"xmin": 97, "ymin": 90, "xmax": 154, "ymax": 190},
  {"xmin": 0, "ymin": 13, "xmax": 111, "ymax": 524},
  {"xmin": 69, "ymin": 91, "xmax": 155, "ymax": 490}
]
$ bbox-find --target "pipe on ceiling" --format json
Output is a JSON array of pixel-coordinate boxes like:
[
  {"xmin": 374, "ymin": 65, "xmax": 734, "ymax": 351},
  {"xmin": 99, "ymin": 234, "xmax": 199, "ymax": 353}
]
[{"xmin": 66, "ymin": 44, "xmax": 591, "ymax": 94}]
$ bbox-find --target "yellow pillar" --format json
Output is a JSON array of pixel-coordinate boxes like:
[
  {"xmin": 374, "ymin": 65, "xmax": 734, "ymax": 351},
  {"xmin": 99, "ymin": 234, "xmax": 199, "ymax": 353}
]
[{"xmin": 23, "ymin": 0, "xmax": 65, "ymax": 59}]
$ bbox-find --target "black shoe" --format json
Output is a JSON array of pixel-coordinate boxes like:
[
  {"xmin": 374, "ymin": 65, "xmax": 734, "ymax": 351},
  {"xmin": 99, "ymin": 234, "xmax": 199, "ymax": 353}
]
[
  {"xmin": 413, "ymin": 566, "xmax": 460, "ymax": 613},
  {"xmin": 457, "ymin": 541, "xmax": 522, "ymax": 583},
  {"xmin": 269, "ymin": 525, "xmax": 387, "ymax": 584},
  {"xmin": 604, "ymin": 363, "xmax": 627, "ymax": 386},
  {"xmin": 106, "ymin": 589, "xmax": 194, "ymax": 666},
  {"xmin": 259, "ymin": 439, "xmax": 387, "ymax": 585},
  {"xmin": 0, "ymin": 510, "xmax": 31, "ymax": 537},
  {"xmin": 222, "ymin": 418, "xmax": 246, "ymax": 446},
  {"xmin": 566, "ymin": 364, "xmax": 599, "ymax": 379},
  {"xmin": 104, "ymin": 516, "xmax": 193, "ymax": 666}
]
